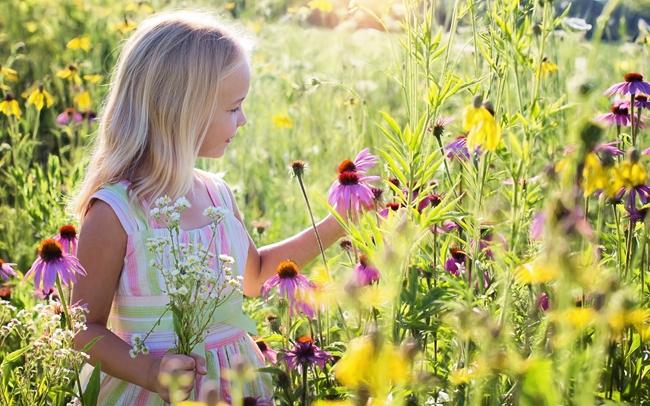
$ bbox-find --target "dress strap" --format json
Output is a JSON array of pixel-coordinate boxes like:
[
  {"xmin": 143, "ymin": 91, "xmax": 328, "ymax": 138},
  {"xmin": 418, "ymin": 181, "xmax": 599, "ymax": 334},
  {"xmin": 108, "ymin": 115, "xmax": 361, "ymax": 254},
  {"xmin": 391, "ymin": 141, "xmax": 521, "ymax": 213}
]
[
  {"xmin": 196, "ymin": 170, "xmax": 233, "ymax": 211},
  {"xmin": 88, "ymin": 182, "xmax": 149, "ymax": 235}
]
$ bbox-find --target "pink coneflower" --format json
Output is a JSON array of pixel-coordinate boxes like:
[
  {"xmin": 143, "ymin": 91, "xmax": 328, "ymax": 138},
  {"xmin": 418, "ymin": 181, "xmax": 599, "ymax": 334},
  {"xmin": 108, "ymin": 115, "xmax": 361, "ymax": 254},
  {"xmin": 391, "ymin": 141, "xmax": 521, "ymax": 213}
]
[
  {"xmin": 378, "ymin": 202, "xmax": 402, "ymax": 218},
  {"xmin": 327, "ymin": 171, "xmax": 380, "ymax": 211},
  {"xmin": 53, "ymin": 225, "xmax": 78, "ymax": 255},
  {"xmin": 336, "ymin": 148, "xmax": 378, "ymax": 175},
  {"xmin": 352, "ymin": 254, "xmax": 380, "ymax": 286},
  {"xmin": 56, "ymin": 108, "xmax": 83, "ymax": 125},
  {"xmin": 444, "ymin": 248, "xmax": 466, "ymax": 277},
  {"xmin": 431, "ymin": 115, "xmax": 455, "ymax": 138},
  {"xmin": 596, "ymin": 102, "xmax": 647, "ymax": 127},
  {"xmin": 254, "ymin": 338, "xmax": 278, "ymax": 365},
  {"xmin": 243, "ymin": 396, "xmax": 273, "ymax": 406},
  {"xmin": 25, "ymin": 238, "xmax": 86, "ymax": 292},
  {"xmin": 629, "ymin": 94, "xmax": 650, "ymax": 110},
  {"xmin": 0, "ymin": 259, "xmax": 18, "ymax": 281},
  {"xmin": 603, "ymin": 73, "xmax": 650, "ymax": 96},
  {"xmin": 444, "ymin": 135, "xmax": 471, "ymax": 161},
  {"xmin": 537, "ymin": 292, "xmax": 549, "ymax": 311},
  {"xmin": 594, "ymin": 141, "xmax": 624, "ymax": 156},
  {"xmin": 261, "ymin": 260, "xmax": 311, "ymax": 303},
  {"xmin": 281, "ymin": 336, "xmax": 331, "ymax": 371},
  {"xmin": 643, "ymin": 147, "xmax": 650, "ymax": 156}
]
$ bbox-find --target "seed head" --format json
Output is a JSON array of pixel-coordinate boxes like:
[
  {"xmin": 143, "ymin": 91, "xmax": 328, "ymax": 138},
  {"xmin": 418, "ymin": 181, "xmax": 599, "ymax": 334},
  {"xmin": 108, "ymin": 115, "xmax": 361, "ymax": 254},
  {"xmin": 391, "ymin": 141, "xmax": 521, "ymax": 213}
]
[{"xmin": 290, "ymin": 160, "xmax": 307, "ymax": 178}]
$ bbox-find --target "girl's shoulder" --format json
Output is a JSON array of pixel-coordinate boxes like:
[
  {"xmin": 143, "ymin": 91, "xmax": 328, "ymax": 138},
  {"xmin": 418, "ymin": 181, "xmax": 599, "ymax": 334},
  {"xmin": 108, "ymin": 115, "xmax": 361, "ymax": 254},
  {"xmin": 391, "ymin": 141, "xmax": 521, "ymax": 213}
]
[{"xmin": 194, "ymin": 168, "xmax": 237, "ymax": 208}]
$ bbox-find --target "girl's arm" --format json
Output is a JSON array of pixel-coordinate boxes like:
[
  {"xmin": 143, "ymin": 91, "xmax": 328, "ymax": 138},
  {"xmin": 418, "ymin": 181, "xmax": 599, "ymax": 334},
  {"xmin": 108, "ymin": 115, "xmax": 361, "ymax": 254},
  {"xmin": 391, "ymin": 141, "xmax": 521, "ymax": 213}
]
[
  {"xmin": 221, "ymin": 184, "xmax": 347, "ymax": 297},
  {"xmin": 72, "ymin": 201, "xmax": 205, "ymax": 401}
]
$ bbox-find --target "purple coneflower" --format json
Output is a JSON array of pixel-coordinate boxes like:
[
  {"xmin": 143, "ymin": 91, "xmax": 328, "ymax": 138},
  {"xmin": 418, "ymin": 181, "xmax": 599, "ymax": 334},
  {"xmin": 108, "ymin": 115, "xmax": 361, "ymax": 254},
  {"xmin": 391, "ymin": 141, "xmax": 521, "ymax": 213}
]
[
  {"xmin": 0, "ymin": 259, "xmax": 18, "ymax": 281},
  {"xmin": 327, "ymin": 171, "xmax": 380, "ymax": 211},
  {"xmin": 25, "ymin": 238, "xmax": 86, "ymax": 292},
  {"xmin": 594, "ymin": 141, "xmax": 624, "ymax": 156},
  {"xmin": 537, "ymin": 292, "xmax": 550, "ymax": 311},
  {"xmin": 254, "ymin": 338, "xmax": 278, "ymax": 365},
  {"xmin": 281, "ymin": 336, "xmax": 331, "ymax": 371},
  {"xmin": 352, "ymin": 254, "xmax": 380, "ymax": 286},
  {"xmin": 53, "ymin": 225, "xmax": 78, "ymax": 256},
  {"xmin": 629, "ymin": 94, "xmax": 650, "ymax": 110},
  {"xmin": 596, "ymin": 102, "xmax": 647, "ymax": 127},
  {"xmin": 350, "ymin": 148, "xmax": 379, "ymax": 173},
  {"xmin": 243, "ymin": 396, "xmax": 273, "ymax": 406},
  {"xmin": 432, "ymin": 115, "xmax": 455, "ymax": 138},
  {"xmin": 603, "ymin": 73, "xmax": 650, "ymax": 97},
  {"xmin": 378, "ymin": 202, "xmax": 402, "ymax": 218},
  {"xmin": 261, "ymin": 260, "xmax": 311, "ymax": 303},
  {"xmin": 444, "ymin": 135, "xmax": 473, "ymax": 161},
  {"xmin": 643, "ymin": 147, "xmax": 650, "ymax": 156},
  {"xmin": 444, "ymin": 248, "xmax": 466, "ymax": 277},
  {"xmin": 56, "ymin": 108, "xmax": 83, "ymax": 125}
]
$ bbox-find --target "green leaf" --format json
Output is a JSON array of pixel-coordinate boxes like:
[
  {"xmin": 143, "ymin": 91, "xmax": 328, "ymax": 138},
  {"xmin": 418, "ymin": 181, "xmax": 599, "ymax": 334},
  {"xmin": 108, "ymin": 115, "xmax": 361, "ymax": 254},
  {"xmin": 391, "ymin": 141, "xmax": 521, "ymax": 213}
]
[
  {"xmin": 82, "ymin": 361, "xmax": 102, "ymax": 406},
  {"xmin": 81, "ymin": 335, "xmax": 104, "ymax": 354},
  {"xmin": 3, "ymin": 343, "xmax": 32, "ymax": 363}
]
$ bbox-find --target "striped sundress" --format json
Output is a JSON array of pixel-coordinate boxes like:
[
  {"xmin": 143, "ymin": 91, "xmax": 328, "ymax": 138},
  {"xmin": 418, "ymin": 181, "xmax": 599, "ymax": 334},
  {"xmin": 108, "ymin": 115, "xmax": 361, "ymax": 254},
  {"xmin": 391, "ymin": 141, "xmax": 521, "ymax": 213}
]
[{"xmin": 80, "ymin": 170, "xmax": 272, "ymax": 405}]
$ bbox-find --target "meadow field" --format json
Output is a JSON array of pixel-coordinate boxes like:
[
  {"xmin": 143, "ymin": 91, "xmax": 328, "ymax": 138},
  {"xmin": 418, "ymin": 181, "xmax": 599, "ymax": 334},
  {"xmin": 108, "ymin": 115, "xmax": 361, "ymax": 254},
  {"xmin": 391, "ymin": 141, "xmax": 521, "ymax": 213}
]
[{"xmin": 1, "ymin": 0, "xmax": 650, "ymax": 405}]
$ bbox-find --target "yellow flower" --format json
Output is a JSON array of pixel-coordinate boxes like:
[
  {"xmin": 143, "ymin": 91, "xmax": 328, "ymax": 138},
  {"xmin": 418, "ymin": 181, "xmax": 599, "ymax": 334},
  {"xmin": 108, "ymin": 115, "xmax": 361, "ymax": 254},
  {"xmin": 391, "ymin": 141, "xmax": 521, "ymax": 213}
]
[
  {"xmin": 516, "ymin": 261, "xmax": 558, "ymax": 284},
  {"xmin": 462, "ymin": 96, "xmax": 501, "ymax": 152},
  {"xmin": 271, "ymin": 115, "xmax": 293, "ymax": 129},
  {"xmin": 125, "ymin": 2, "xmax": 154, "ymax": 13},
  {"xmin": 537, "ymin": 57, "xmax": 559, "ymax": 78},
  {"xmin": 57, "ymin": 64, "xmax": 82, "ymax": 85},
  {"xmin": 308, "ymin": 0, "xmax": 333, "ymax": 12},
  {"xmin": 27, "ymin": 84, "xmax": 53, "ymax": 111},
  {"xmin": 582, "ymin": 152, "xmax": 608, "ymax": 197},
  {"xmin": 225, "ymin": 2, "xmax": 235, "ymax": 10},
  {"xmin": 0, "ymin": 93, "xmax": 21, "ymax": 119},
  {"xmin": 312, "ymin": 401, "xmax": 354, "ymax": 406},
  {"xmin": 333, "ymin": 335, "xmax": 409, "ymax": 397},
  {"xmin": 607, "ymin": 159, "xmax": 647, "ymax": 198},
  {"xmin": 74, "ymin": 91, "xmax": 91, "ymax": 111},
  {"xmin": 565, "ymin": 307, "xmax": 596, "ymax": 329},
  {"xmin": 0, "ymin": 65, "xmax": 18, "ymax": 82},
  {"xmin": 83, "ymin": 74, "xmax": 103, "ymax": 84},
  {"xmin": 343, "ymin": 97, "xmax": 358, "ymax": 106},
  {"xmin": 112, "ymin": 17, "xmax": 138, "ymax": 34},
  {"xmin": 66, "ymin": 37, "xmax": 91, "ymax": 51}
]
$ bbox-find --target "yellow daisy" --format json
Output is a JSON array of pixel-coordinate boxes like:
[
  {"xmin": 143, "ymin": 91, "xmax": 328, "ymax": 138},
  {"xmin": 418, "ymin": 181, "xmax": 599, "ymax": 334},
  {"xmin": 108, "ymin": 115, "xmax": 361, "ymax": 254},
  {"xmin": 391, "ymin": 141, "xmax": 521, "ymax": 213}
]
[
  {"xmin": 74, "ymin": 91, "xmax": 91, "ymax": 111},
  {"xmin": 57, "ymin": 64, "xmax": 82, "ymax": 85},
  {"xmin": 66, "ymin": 37, "xmax": 91, "ymax": 51},
  {"xmin": 582, "ymin": 152, "xmax": 609, "ymax": 197},
  {"xmin": 0, "ymin": 65, "xmax": 18, "ymax": 82},
  {"xmin": 27, "ymin": 84, "xmax": 54, "ymax": 111},
  {"xmin": 462, "ymin": 96, "xmax": 501, "ymax": 152},
  {"xmin": 0, "ymin": 93, "xmax": 21, "ymax": 119},
  {"xmin": 537, "ymin": 57, "xmax": 559, "ymax": 78}
]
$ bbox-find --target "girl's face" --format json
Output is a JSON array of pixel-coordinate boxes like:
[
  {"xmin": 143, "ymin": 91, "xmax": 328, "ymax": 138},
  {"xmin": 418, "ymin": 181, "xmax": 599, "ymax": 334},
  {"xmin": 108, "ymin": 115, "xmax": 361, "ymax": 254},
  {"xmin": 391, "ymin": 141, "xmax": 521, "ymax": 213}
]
[{"xmin": 199, "ymin": 62, "xmax": 250, "ymax": 159}]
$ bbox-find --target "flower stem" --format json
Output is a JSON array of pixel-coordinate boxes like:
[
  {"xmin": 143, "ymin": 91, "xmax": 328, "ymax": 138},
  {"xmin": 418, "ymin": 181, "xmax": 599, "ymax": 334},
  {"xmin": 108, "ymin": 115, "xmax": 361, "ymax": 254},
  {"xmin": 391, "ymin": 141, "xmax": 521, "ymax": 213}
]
[
  {"xmin": 56, "ymin": 275, "xmax": 86, "ymax": 406},
  {"xmin": 301, "ymin": 363, "xmax": 308, "ymax": 406},
  {"xmin": 296, "ymin": 174, "xmax": 330, "ymax": 280}
]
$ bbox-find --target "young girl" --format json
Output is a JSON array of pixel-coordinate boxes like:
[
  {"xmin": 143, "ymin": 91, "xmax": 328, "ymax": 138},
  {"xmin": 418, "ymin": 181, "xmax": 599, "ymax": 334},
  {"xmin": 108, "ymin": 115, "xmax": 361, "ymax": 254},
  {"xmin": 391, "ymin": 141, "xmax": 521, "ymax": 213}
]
[{"xmin": 71, "ymin": 10, "xmax": 347, "ymax": 405}]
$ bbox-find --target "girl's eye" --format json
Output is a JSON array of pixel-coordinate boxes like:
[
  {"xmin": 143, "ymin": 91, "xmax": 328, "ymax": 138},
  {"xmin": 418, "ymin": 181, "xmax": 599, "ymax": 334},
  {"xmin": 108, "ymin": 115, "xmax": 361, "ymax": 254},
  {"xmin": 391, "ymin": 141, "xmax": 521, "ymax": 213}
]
[{"xmin": 230, "ymin": 107, "xmax": 241, "ymax": 114}]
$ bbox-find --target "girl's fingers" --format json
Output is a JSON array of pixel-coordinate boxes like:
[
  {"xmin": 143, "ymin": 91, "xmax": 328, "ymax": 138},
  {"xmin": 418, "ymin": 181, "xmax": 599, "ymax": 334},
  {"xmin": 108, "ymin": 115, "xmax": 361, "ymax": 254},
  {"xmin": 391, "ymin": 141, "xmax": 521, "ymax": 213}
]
[{"xmin": 189, "ymin": 352, "xmax": 208, "ymax": 375}]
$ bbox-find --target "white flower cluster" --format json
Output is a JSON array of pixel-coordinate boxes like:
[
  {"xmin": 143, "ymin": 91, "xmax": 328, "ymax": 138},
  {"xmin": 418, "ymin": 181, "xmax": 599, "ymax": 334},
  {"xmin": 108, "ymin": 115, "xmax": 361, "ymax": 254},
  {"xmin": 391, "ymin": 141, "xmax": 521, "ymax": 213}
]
[
  {"xmin": 131, "ymin": 196, "xmax": 243, "ymax": 357},
  {"xmin": 0, "ymin": 299, "xmax": 91, "ymax": 402},
  {"xmin": 129, "ymin": 333, "xmax": 149, "ymax": 358}
]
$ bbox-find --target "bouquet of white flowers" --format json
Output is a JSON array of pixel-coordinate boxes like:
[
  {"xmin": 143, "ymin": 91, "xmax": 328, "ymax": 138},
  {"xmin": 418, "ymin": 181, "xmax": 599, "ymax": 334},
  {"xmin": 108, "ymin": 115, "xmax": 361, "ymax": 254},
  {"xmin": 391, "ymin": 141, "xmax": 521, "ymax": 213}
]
[{"xmin": 130, "ymin": 196, "xmax": 243, "ymax": 357}]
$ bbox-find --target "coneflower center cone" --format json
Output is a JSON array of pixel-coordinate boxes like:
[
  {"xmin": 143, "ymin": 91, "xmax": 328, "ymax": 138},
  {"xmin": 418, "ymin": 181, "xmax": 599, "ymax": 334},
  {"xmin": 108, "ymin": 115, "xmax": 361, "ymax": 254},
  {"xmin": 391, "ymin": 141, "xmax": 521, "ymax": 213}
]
[
  {"xmin": 337, "ymin": 159, "xmax": 356, "ymax": 173},
  {"xmin": 59, "ymin": 225, "xmax": 77, "ymax": 240},
  {"xmin": 611, "ymin": 105, "xmax": 629, "ymax": 116},
  {"xmin": 625, "ymin": 72, "xmax": 644, "ymax": 82},
  {"xmin": 338, "ymin": 171, "xmax": 360, "ymax": 185},
  {"xmin": 277, "ymin": 260, "xmax": 299, "ymax": 278},
  {"xmin": 38, "ymin": 239, "xmax": 64, "ymax": 262}
]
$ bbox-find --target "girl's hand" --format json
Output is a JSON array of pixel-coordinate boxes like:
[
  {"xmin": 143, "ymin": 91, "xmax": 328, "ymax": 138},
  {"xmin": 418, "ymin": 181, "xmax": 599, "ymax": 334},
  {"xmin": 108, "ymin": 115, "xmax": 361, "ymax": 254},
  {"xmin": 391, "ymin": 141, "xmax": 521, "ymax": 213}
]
[{"xmin": 149, "ymin": 352, "xmax": 208, "ymax": 402}]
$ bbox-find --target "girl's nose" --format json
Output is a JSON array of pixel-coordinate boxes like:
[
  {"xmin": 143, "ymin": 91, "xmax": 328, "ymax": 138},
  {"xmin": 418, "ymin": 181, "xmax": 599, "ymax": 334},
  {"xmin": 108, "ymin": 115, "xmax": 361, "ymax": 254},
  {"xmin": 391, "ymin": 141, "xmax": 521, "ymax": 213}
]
[{"xmin": 238, "ymin": 111, "xmax": 247, "ymax": 127}]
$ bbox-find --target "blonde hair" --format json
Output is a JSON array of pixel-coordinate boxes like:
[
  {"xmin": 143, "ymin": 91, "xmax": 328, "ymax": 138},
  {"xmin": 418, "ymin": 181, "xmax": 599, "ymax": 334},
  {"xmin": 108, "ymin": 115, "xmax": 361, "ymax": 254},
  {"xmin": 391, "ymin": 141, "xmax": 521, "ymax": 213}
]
[{"xmin": 73, "ymin": 10, "xmax": 250, "ymax": 220}]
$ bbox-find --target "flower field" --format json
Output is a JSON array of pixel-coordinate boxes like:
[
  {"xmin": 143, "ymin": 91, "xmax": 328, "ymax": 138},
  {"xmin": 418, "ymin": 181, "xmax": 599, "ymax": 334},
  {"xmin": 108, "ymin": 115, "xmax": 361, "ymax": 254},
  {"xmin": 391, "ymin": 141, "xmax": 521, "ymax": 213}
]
[{"xmin": 2, "ymin": 0, "xmax": 650, "ymax": 405}]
